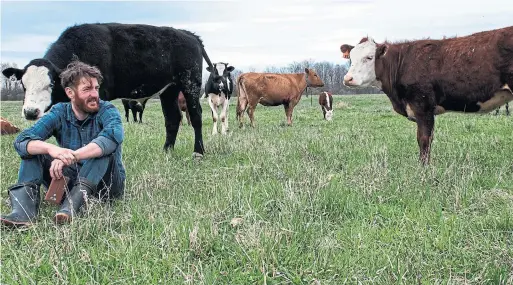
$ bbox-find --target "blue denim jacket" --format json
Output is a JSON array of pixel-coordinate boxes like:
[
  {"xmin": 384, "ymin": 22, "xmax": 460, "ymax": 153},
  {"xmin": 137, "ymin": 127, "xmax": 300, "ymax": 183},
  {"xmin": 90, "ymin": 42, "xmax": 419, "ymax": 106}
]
[{"xmin": 13, "ymin": 100, "xmax": 126, "ymax": 179}]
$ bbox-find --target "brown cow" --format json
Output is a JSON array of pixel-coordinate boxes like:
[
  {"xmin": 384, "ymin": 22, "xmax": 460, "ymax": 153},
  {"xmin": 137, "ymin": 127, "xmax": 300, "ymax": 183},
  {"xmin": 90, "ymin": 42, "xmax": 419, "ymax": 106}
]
[
  {"xmin": 343, "ymin": 26, "xmax": 513, "ymax": 164},
  {"xmin": 236, "ymin": 68, "xmax": 324, "ymax": 127},
  {"xmin": 0, "ymin": 117, "xmax": 20, "ymax": 135},
  {"xmin": 319, "ymin": 91, "xmax": 334, "ymax": 120},
  {"xmin": 178, "ymin": 91, "xmax": 191, "ymax": 125}
]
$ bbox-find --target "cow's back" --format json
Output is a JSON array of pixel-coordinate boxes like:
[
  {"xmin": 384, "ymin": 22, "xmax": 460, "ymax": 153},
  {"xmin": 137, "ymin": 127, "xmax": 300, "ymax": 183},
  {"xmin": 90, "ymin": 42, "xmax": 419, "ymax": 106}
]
[
  {"xmin": 241, "ymin": 73, "xmax": 303, "ymax": 105},
  {"xmin": 45, "ymin": 23, "xmax": 203, "ymax": 100},
  {"xmin": 396, "ymin": 27, "xmax": 513, "ymax": 102}
]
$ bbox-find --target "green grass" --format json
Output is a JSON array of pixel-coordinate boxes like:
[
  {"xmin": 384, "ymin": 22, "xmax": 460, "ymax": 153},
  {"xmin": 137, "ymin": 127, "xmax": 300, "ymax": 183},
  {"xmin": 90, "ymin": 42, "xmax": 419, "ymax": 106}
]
[{"xmin": 1, "ymin": 95, "xmax": 512, "ymax": 284}]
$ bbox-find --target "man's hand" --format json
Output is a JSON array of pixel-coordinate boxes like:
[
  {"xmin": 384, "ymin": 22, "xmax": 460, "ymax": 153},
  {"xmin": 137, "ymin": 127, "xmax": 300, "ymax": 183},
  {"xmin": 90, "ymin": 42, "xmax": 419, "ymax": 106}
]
[
  {"xmin": 48, "ymin": 145, "xmax": 77, "ymax": 166},
  {"xmin": 50, "ymin": 159, "xmax": 65, "ymax": 180}
]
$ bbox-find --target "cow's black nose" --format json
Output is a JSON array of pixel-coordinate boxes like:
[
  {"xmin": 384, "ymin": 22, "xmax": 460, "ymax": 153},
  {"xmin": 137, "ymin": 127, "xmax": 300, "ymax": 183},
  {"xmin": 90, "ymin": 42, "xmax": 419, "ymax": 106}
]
[{"xmin": 24, "ymin": 108, "xmax": 40, "ymax": 120}]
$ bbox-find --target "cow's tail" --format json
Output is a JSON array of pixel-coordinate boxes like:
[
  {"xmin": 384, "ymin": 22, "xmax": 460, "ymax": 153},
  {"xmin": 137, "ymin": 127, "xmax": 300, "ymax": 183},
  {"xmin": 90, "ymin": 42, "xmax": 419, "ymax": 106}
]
[
  {"xmin": 179, "ymin": 29, "xmax": 215, "ymax": 71},
  {"xmin": 236, "ymin": 75, "xmax": 248, "ymax": 120}
]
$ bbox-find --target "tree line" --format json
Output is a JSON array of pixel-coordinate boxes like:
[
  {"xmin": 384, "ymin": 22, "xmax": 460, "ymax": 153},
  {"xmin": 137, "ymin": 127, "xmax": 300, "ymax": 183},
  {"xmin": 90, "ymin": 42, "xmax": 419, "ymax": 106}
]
[{"xmin": 1, "ymin": 60, "xmax": 381, "ymax": 101}]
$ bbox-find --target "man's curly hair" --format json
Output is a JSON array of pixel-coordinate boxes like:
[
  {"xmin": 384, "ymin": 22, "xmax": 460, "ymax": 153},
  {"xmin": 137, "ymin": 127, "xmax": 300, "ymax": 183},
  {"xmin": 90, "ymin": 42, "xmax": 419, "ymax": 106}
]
[{"xmin": 59, "ymin": 60, "xmax": 103, "ymax": 89}]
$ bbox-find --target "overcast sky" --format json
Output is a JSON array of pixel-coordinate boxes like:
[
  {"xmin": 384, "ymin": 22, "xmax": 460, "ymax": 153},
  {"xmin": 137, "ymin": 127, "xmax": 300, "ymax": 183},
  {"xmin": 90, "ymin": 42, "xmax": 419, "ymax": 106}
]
[{"xmin": 1, "ymin": 0, "xmax": 512, "ymax": 73}]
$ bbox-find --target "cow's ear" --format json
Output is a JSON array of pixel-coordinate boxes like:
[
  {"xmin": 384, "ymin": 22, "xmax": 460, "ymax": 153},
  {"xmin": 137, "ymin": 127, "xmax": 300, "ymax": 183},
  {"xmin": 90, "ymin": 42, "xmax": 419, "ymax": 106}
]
[
  {"xmin": 206, "ymin": 66, "xmax": 212, "ymax": 72},
  {"xmin": 377, "ymin": 44, "xmax": 388, "ymax": 59},
  {"xmin": 2, "ymin": 67, "xmax": 25, "ymax": 80},
  {"xmin": 227, "ymin": 66, "xmax": 235, "ymax": 72}
]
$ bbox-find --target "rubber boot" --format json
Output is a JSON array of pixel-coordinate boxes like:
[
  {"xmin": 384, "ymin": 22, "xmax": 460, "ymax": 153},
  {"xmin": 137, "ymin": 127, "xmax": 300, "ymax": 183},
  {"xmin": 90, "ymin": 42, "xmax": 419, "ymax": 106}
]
[
  {"xmin": 0, "ymin": 183, "xmax": 40, "ymax": 228},
  {"xmin": 54, "ymin": 179, "xmax": 95, "ymax": 224}
]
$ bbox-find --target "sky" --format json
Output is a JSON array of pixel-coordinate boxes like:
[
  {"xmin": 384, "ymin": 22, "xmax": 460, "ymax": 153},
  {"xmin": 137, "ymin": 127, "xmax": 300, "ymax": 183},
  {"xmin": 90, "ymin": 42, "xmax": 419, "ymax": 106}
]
[{"xmin": 1, "ymin": 0, "xmax": 512, "ymax": 73}]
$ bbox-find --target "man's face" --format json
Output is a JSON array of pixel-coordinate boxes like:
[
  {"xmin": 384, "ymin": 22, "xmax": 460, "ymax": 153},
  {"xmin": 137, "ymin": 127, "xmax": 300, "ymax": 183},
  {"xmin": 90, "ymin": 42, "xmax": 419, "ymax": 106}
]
[{"xmin": 67, "ymin": 77, "xmax": 100, "ymax": 113}]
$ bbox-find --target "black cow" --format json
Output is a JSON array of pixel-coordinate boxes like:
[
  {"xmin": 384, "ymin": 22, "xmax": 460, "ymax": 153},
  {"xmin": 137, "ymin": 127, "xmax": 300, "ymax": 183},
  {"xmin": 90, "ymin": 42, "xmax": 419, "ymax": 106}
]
[
  {"xmin": 204, "ymin": 62, "xmax": 235, "ymax": 135},
  {"xmin": 122, "ymin": 99, "xmax": 149, "ymax": 123},
  {"xmin": 2, "ymin": 23, "xmax": 214, "ymax": 157}
]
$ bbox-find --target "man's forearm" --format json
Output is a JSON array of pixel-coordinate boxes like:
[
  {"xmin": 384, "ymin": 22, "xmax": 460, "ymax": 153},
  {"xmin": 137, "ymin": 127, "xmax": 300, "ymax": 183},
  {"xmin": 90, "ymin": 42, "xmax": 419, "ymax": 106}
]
[
  {"xmin": 26, "ymin": 140, "xmax": 56, "ymax": 156},
  {"xmin": 73, "ymin": 143, "xmax": 103, "ymax": 161}
]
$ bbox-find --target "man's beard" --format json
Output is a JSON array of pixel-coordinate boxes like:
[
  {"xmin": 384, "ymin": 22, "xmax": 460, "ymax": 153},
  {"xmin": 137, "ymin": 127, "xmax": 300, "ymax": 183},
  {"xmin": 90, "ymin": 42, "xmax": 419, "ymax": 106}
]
[{"xmin": 76, "ymin": 96, "xmax": 100, "ymax": 113}]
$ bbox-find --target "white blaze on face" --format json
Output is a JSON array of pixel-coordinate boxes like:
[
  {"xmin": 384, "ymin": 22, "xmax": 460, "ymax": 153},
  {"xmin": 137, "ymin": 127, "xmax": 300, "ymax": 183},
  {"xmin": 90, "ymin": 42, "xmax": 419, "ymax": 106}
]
[
  {"xmin": 215, "ymin": 63, "xmax": 230, "ymax": 92},
  {"xmin": 343, "ymin": 39, "xmax": 380, "ymax": 88},
  {"xmin": 21, "ymin": 66, "xmax": 53, "ymax": 119},
  {"xmin": 226, "ymin": 76, "xmax": 231, "ymax": 93},
  {"xmin": 324, "ymin": 92, "xmax": 333, "ymax": 120}
]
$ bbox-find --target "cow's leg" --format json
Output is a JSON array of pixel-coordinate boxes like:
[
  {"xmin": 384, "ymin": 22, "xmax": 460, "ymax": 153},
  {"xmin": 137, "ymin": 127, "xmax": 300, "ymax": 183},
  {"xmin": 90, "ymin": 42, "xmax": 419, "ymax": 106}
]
[
  {"xmin": 208, "ymin": 95, "xmax": 219, "ymax": 135},
  {"xmin": 181, "ymin": 74, "xmax": 204, "ymax": 157},
  {"xmin": 284, "ymin": 101, "xmax": 297, "ymax": 126},
  {"xmin": 221, "ymin": 98, "xmax": 229, "ymax": 135},
  {"xmin": 131, "ymin": 108, "xmax": 138, "ymax": 123},
  {"xmin": 122, "ymin": 101, "xmax": 130, "ymax": 123},
  {"xmin": 237, "ymin": 96, "xmax": 248, "ymax": 128},
  {"xmin": 506, "ymin": 103, "xmax": 510, "ymax": 116},
  {"xmin": 247, "ymin": 105, "xmax": 256, "ymax": 128},
  {"xmin": 138, "ymin": 106, "xmax": 145, "ymax": 123},
  {"xmin": 321, "ymin": 107, "xmax": 326, "ymax": 119},
  {"xmin": 186, "ymin": 109, "xmax": 191, "ymax": 125},
  {"xmin": 415, "ymin": 112, "xmax": 435, "ymax": 165},
  {"xmin": 495, "ymin": 107, "xmax": 500, "ymax": 116},
  {"xmin": 159, "ymin": 87, "xmax": 182, "ymax": 152}
]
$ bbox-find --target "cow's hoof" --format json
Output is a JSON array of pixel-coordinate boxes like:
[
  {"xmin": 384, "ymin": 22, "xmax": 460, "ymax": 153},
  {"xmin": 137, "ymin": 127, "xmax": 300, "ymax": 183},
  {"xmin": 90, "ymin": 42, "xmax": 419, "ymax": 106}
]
[{"xmin": 192, "ymin": 152, "xmax": 203, "ymax": 160}]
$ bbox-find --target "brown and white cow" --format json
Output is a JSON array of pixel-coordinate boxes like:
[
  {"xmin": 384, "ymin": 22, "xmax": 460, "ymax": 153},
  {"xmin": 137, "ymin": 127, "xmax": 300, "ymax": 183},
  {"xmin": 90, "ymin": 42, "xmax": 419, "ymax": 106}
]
[
  {"xmin": 0, "ymin": 117, "xmax": 20, "ymax": 135},
  {"xmin": 319, "ymin": 91, "xmax": 334, "ymax": 120},
  {"xmin": 343, "ymin": 26, "xmax": 513, "ymax": 164},
  {"xmin": 236, "ymin": 68, "xmax": 324, "ymax": 127}
]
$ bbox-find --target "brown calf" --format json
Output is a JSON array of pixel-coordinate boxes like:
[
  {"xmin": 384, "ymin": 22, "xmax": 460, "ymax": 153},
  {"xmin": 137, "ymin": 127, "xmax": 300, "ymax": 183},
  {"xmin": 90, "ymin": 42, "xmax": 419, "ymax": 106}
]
[
  {"xmin": 236, "ymin": 68, "xmax": 324, "ymax": 127},
  {"xmin": 1, "ymin": 117, "xmax": 20, "ymax": 135}
]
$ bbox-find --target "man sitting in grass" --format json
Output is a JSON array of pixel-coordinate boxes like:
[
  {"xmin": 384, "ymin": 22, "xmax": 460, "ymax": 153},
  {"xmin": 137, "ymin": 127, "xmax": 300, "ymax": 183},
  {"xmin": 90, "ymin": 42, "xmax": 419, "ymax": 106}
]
[{"xmin": 1, "ymin": 60, "xmax": 125, "ymax": 228}]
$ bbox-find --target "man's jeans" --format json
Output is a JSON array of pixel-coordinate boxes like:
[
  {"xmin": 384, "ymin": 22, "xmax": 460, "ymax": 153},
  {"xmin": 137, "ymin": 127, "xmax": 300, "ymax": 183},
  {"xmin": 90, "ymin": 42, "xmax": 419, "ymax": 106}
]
[{"xmin": 17, "ymin": 154, "xmax": 125, "ymax": 200}]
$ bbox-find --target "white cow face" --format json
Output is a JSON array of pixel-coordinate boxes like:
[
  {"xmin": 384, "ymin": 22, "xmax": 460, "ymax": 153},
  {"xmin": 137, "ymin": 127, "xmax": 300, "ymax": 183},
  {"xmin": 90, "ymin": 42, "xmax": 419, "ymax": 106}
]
[
  {"xmin": 20, "ymin": 66, "xmax": 54, "ymax": 119},
  {"xmin": 343, "ymin": 38, "xmax": 381, "ymax": 88},
  {"xmin": 2, "ymin": 62, "xmax": 56, "ymax": 120}
]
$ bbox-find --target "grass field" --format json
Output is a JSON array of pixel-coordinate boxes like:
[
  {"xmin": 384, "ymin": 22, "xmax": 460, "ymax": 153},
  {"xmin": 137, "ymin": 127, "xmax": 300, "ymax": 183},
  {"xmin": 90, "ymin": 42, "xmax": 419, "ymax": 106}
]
[{"xmin": 1, "ymin": 94, "xmax": 512, "ymax": 284}]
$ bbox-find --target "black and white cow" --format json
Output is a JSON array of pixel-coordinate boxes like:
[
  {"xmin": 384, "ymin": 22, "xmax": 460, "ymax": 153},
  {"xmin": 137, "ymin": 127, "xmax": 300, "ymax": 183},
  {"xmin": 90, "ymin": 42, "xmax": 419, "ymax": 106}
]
[
  {"xmin": 121, "ymin": 98, "xmax": 149, "ymax": 123},
  {"xmin": 204, "ymin": 62, "xmax": 235, "ymax": 135},
  {"xmin": 1, "ymin": 23, "xmax": 214, "ymax": 157}
]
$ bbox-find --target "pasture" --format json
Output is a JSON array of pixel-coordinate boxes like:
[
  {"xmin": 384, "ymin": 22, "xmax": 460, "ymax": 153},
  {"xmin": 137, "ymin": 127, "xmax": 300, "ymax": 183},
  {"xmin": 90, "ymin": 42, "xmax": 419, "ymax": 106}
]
[{"xmin": 1, "ymin": 95, "xmax": 512, "ymax": 284}]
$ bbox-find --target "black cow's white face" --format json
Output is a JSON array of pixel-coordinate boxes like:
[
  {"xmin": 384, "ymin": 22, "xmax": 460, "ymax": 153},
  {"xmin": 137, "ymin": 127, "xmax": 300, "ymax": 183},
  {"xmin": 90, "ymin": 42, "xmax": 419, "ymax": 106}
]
[
  {"xmin": 2, "ymin": 61, "xmax": 56, "ymax": 120},
  {"xmin": 21, "ymin": 66, "xmax": 54, "ymax": 119},
  {"xmin": 207, "ymin": 62, "xmax": 235, "ymax": 93}
]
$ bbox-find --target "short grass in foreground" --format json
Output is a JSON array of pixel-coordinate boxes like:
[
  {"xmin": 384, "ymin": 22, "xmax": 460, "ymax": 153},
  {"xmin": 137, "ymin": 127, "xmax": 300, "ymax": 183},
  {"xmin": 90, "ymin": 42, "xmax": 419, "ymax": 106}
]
[{"xmin": 1, "ymin": 94, "xmax": 512, "ymax": 284}]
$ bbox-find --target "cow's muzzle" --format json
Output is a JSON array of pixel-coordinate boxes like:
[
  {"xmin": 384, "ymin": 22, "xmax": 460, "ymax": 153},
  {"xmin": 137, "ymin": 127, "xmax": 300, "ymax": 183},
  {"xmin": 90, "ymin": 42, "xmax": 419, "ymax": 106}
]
[{"xmin": 24, "ymin": 108, "xmax": 40, "ymax": 120}]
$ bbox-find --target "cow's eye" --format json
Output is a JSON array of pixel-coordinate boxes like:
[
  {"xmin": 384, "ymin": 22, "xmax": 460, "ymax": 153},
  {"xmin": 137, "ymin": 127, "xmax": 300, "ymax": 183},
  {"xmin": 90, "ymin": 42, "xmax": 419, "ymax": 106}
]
[
  {"xmin": 49, "ymin": 82, "xmax": 54, "ymax": 88},
  {"xmin": 366, "ymin": 56, "xmax": 373, "ymax": 60}
]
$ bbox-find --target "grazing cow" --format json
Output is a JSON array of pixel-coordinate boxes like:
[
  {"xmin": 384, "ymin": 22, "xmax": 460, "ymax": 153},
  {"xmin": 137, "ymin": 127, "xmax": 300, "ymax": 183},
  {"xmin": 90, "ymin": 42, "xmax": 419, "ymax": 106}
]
[
  {"xmin": 236, "ymin": 68, "xmax": 324, "ymax": 127},
  {"xmin": 0, "ymin": 117, "xmax": 20, "ymax": 135},
  {"xmin": 319, "ymin": 91, "xmax": 334, "ymax": 120},
  {"xmin": 343, "ymin": 26, "xmax": 513, "ymax": 164},
  {"xmin": 178, "ymin": 91, "xmax": 191, "ymax": 125},
  {"xmin": 495, "ymin": 102, "xmax": 510, "ymax": 116},
  {"xmin": 122, "ymin": 99, "xmax": 149, "ymax": 123},
  {"xmin": 1, "ymin": 23, "xmax": 214, "ymax": 157},
  {"xmin": 205, "ymin": 62, "xmax": 235, "ymax": 135}
]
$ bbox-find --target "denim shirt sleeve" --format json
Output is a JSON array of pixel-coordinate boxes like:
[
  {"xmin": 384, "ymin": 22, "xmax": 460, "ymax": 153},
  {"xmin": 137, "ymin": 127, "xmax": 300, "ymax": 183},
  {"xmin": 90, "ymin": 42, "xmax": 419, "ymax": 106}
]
[
  {"xmin": 91, "ymin": 103, "xmax": 124, "ymax": 156},
  {"xmin": 13, "ymin": 105, "xmax": 63, "ymax": 159}
]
